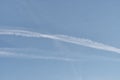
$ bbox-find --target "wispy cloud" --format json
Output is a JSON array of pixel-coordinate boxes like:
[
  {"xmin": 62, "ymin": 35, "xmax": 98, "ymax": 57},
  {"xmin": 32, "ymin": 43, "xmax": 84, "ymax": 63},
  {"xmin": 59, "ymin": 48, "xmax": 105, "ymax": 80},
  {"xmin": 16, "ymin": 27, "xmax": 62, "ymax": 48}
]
[{"xmin": 0, "ymin": 29, "xmax": 120, "ymax": 54}]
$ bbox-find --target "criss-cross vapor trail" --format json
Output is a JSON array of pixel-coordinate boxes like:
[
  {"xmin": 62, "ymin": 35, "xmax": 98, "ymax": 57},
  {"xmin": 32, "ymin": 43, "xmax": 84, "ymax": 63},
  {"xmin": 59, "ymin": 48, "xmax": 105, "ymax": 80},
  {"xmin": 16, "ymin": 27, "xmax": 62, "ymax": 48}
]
[
  {"xmin": 0, "ymin": 29, "xmax": 120, "ymax": 54},
  {"xmin": 0, "ymin": 50, "xmax": 75, "ymax": 61}
]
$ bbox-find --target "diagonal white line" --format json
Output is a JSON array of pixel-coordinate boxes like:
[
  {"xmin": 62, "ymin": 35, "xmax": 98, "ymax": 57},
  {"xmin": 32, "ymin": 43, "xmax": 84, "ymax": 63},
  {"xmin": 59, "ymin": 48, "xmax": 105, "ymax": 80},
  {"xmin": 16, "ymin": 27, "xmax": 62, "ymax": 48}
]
[{"xmin": 0, "ymin": 29, "xmax": 120, "ymax": 54}]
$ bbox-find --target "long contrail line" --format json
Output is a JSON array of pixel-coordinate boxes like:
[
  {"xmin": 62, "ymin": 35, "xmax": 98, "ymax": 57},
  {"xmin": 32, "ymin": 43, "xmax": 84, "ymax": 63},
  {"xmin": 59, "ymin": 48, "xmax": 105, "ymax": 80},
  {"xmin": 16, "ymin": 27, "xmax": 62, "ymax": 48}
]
[
  {"xmin": 0, "ymin": 51, "xmax": 75, "ymax": 61},
  {"xmin": 0, "ymin": 29, "xmax": 120, "ymax": 54}
]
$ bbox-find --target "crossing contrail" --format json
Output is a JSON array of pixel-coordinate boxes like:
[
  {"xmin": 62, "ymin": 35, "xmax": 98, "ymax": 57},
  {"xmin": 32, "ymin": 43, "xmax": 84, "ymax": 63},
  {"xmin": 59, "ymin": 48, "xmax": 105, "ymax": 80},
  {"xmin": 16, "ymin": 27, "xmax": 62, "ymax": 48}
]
[
  {"xmin": 0, "ymin": 29, "xmax": 120, "ymax": 54},
  {"xmin": 0, "ymin": 50, "xmax": 75, "ymax": 61}
]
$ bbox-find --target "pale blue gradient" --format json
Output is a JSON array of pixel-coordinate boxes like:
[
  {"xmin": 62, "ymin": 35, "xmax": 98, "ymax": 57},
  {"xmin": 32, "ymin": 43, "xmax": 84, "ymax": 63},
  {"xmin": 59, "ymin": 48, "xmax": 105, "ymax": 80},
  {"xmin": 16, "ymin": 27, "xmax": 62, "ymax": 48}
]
[{"xmin": 0, "ymin": 0, "xmax": 120, "ymax": 80}]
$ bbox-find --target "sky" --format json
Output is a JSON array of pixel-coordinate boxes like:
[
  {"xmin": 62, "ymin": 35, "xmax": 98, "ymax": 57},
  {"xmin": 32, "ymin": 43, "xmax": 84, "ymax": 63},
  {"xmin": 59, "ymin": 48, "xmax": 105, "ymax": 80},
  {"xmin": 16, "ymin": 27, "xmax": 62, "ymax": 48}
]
[{"xmin": 0, "ymin": 0, "xmax": 120, "ymax": 80}]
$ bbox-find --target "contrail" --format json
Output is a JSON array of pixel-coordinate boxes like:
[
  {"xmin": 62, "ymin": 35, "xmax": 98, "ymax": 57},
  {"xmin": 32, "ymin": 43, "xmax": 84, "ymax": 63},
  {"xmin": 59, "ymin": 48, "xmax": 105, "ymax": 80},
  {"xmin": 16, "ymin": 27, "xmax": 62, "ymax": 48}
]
[
  {"xmin": 0, "ymin": 29, "xmax": 120, "ymax": 54},
  {"xmin": 0, "ymin": 50, "xmax": 75, "ymax": 61},
  {"xmin": 0, "ymin": 51, "xmax": 15, "ymax": 56}
]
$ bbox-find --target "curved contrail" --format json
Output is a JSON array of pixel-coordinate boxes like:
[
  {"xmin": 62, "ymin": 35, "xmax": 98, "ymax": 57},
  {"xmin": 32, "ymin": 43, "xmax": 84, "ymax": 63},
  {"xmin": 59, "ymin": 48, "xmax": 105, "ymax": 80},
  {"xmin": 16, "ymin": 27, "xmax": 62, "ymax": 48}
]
[{"xmin": 0, "ymin": 29, "xmax": 120, "ymax": 54}]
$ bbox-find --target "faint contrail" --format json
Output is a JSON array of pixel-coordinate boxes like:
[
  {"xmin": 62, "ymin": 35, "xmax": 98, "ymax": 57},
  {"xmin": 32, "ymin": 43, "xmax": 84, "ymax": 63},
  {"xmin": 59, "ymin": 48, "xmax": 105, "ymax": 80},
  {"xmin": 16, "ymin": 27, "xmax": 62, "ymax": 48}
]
[
  {"xmin": 0, "ymin": 50, "xmax": 75, "ymax": 61},
  {"xmin": 0, "ymin": 29, "xmax": 120, "ymax": 54}
]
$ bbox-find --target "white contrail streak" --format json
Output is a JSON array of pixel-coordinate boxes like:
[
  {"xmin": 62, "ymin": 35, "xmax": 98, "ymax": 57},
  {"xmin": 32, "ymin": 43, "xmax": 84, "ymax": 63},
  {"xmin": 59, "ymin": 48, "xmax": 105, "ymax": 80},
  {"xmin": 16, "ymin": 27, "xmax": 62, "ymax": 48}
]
[
  {"xmin": 0, "ymin": 51, "xmax": 75, "ymax": 61},
  {"xmin": 0, "ymin": 29, "xmax": 120, "ymax": 54},
  {"xmin": 0, "ymin": 51, "xmax": 15, "ymax": 56}
]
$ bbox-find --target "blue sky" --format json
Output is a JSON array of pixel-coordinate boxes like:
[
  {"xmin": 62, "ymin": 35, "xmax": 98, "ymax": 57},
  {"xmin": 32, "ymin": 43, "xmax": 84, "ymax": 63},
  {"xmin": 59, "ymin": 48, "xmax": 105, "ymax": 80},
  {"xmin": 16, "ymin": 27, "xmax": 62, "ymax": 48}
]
[{"xmin": 0, "ymin": 0, "xmax": 120, "ymax": 80}]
